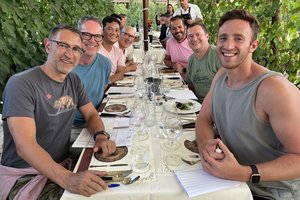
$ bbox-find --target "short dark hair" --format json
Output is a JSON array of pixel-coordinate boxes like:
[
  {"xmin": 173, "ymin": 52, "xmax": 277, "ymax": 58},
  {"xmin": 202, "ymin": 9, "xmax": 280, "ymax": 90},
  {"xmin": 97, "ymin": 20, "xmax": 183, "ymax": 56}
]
[
  {"xmin": 187, "ymin": 22, "xmax": 209, "ymax": 34},
  {"xmin": 110, "ymin": 13, "xmax": 122, "ymax": 21},
  {"xmin": 102, "ymin": 16, "xmax": 121, "ymax": 28},
  {"xmin": 119, "ymin": 14, "xmax": 126, "ymax": 18},
  {"xmin": 48, "ymin": 24, "xmax": 81, "ymax": 40},
  {"xmin": 170, "ymin": 16, "xmax": 185, "ymax": 26},
  {"xmin": 77, "ymin": 15, "xmax": 102, "ymax": 30},
  {"xmin": 219, "ymin": 9, "xmax": 259, "ymax": 41}
]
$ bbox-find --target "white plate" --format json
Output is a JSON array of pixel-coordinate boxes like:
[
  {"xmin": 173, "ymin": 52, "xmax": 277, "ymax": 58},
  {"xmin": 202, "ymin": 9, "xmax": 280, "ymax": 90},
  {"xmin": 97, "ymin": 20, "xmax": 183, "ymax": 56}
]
[
  {"xmin": 163, "ymin": 99, "xmax": 201, "ymax": 114},
  {"xmin": 163, "ymin": 79, "xmax": 183, "ymax": 88},
  {"xmin": 102, "ymin": 103, "xmax": 129, "ymax": 115}
]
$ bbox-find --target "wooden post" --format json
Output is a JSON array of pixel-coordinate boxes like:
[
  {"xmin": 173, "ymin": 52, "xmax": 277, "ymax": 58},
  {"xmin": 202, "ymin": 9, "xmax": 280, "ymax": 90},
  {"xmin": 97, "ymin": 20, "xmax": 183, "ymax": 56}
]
[{"xmin": 143, "ymin": 0, "xmax": 149, "ymax": 52}]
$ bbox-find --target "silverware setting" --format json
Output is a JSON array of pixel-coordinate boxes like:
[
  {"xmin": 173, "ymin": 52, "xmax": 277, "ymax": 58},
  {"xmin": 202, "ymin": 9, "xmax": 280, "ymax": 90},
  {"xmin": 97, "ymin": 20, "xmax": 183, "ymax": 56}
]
[
  {"xmin": 101, "ymin": 170, "xmax": 140, "ymax": 185},
  {"xmin": 122, "ymin": 175, "xmax": 140, "ymax": 185},
  {"xmin": 90, "ymin": 164, "xmax": 129, "ymax": 168}
]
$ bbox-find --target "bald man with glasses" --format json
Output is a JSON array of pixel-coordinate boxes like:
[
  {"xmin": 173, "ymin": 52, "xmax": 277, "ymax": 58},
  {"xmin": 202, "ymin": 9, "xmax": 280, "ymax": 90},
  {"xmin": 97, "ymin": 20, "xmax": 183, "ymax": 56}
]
[
  {"xmin": 115, "ymin": 26, "xmax": 137, "ymax": 73},
  {"xmin": 72, "ymin": 15, "xmax": 112, "ymax": 127}
]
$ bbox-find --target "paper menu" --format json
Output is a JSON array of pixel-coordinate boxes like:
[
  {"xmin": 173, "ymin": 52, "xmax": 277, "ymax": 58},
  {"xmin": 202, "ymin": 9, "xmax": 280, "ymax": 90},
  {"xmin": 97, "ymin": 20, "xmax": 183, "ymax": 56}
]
[
  {"xmin": 72, "ymin": 117, "xmax": 132, "ymax": 148},
  {"xmin": 174, "ymin": 166, "xmax": 242, "ymax": 198},
  {"xmin": 165, "ymin": 89, "xmax": 197, "ymax": 100},
  {"xmin": 106, "ymin": 86, "xmax": 135, "ymax": 94}
]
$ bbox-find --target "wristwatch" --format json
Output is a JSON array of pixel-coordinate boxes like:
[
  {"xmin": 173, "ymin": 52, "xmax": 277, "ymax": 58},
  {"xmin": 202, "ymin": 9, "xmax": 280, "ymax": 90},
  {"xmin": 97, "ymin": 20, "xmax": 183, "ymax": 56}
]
[
  {"xmin": 93, "ymin": 130, "xmax": 110, "ymax": 141},
  {"xmin": 250, "ymin": 165, "xmax": 261, "ymax": 183}
]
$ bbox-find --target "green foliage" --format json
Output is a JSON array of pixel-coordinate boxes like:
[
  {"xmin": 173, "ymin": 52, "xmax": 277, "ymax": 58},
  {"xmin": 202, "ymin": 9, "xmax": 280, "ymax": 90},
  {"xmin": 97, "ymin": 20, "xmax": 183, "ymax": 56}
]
[
  {"xmin": 0, "ymin": 0, "xmax": 299, "ymax": 102},
  {"xmin": 192, "ymin": 0, "xmax": 300, "ymax": 85},
  {"xmin": 0, "ymin": 0, "xmax": 114, "ymax": 99},
  {"xmin": 114, "ymin": 1, "xmax": 177, "ymax": 30}
]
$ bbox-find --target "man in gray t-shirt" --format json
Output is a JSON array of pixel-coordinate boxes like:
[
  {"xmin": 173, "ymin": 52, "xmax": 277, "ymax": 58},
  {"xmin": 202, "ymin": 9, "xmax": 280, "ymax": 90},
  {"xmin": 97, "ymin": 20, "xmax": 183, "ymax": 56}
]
[
  {"xmin": 185, "ymin": 22, "xmax": 221, "ymax": 103},
  {"xmin": 1, "ymin": 24, "xmax": 116, "ymax": 198}
]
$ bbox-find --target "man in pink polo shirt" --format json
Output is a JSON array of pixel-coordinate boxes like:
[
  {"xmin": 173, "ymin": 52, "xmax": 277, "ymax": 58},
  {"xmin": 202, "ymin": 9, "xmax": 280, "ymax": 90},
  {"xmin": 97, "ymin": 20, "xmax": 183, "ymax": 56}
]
[
  {"xmin": 98, "ymin": 16, "xmax": 126, "ymax": 83},
  {"xmin": 164, "ymin": 16, "xmax": 193, "ymax": 73}
]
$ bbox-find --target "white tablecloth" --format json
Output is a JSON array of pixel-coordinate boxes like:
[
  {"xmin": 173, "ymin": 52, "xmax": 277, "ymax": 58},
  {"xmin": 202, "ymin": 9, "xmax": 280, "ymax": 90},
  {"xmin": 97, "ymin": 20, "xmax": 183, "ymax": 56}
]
[{"xmin": 61, "ymin": 131, "xmax": 253, "ymax": 200}]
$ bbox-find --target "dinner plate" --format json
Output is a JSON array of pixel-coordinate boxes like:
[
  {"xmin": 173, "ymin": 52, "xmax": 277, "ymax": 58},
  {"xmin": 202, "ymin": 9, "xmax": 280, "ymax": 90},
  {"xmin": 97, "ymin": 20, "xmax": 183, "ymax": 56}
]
[
  {"xmin": 94, "ymin": 146, "xmax": 128, "ymax": 162},
  {"xmin": 163, "ymin": 99, "xmax": 201, "ymax": 114},
  {"xmin": 104, "ymin": 104, "xmax": 128, "ymax": 113},
  {"xmin": 163, "ymin": 79, "xmax": 183, "ymax": 88}
]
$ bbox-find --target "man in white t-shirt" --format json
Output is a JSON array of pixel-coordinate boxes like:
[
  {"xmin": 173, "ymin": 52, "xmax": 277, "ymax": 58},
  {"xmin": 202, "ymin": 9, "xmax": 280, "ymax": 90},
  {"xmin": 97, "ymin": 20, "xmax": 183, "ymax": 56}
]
[{"xmin": 173, "ymin": 0, "xmax": 203, "ymax": 25}]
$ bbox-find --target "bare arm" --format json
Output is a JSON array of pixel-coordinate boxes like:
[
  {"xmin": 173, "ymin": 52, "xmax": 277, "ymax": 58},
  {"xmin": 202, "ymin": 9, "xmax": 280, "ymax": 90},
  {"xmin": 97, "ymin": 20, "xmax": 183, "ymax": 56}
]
[
  {"xmin": 109, "ymin": 65, "xmax": 125, "ymax": 83},
  {"xmin": 7, "ymin": 117, "xmax": 108, "ymax": 196},
  {"xmin": 79, "ymin": 102, "xmax": 116, "ymax": 157},
  {"xmin": 163, "ymin": 54, "xmax": 174, "ymax": 68},
  {"xmin": 124, "ymin": 60, "xmax": 137, "ymax": 73},
  {"xmin": 200, "ymin": 74, "xmax": 300, "ymax": 182},
  {"xmin": 163, "ymin": 54, "xmax": 184, "ymax": 72},
  {"xmin": 253, "ymin": 76, "xmax": 300, "ymax": 181}
]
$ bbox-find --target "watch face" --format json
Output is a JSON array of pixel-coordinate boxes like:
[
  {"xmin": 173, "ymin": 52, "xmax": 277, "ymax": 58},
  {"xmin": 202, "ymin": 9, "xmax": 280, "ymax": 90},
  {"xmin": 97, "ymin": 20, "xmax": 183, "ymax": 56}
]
[{"xmin": 251, "ymin": 174, "xmax": 260, "ymax": 183}]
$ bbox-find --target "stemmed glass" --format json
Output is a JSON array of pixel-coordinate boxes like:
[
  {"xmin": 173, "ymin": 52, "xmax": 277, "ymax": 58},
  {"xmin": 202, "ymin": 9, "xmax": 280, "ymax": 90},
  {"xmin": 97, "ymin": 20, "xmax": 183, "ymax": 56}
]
[
  {"xmin": 134, "ymin": 76, "xmax": 145, "ymax": 96},
  {"xmin": 129, "ymin": 99, "xmax": 149, "ymax": 141},
  {"xmin": 162, "ymin": 112, "xmax": 183, "ymax": 166}
]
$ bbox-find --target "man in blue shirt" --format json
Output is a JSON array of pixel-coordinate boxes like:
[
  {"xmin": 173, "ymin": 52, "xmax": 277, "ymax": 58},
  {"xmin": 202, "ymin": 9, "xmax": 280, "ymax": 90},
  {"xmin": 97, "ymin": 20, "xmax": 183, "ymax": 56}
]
[{"xmin": 73, "ymin": 16, "xmax": 112, "ymax": 127}]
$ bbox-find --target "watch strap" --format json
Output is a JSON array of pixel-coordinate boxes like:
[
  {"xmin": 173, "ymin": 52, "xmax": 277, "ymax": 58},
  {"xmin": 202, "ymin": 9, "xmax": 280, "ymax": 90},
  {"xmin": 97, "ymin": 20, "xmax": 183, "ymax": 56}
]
[
  {"xmin": 93, "ymin": 130, "xmax": 110, "ymax": 141},
  {"xmin": 250, "ymin": 164, "xmax": 260, "ymax": 183},
  {"xmin": 250, "ymin": 165, "xmax": 258, "ymax": 174}
]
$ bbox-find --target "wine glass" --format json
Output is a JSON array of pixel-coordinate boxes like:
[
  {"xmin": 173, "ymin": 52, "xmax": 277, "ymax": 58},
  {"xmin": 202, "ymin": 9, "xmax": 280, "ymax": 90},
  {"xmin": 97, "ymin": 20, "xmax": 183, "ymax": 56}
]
[
  {"xmin": 162, "ymin": 113, "xmax": 183, "ymax": 166},
  {"xmin": 129, "ymin": 101, "xmax": 149, "ymax": 141},
  {"xmin": 134, "ymin": 76, "xmax": 145, "ymax": 96}
]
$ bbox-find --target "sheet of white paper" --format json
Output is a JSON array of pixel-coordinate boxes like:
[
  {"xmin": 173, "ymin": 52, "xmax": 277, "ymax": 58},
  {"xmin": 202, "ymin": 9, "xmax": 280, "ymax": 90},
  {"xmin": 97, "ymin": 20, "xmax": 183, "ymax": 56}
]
[
  {"xmin": 106, "ymin": 86, "xmax": 135, "ymax": 94},
  {"xmin": 165, "ymin": 89, "xmax": 197, "ymax": 100},
  {"xmin": 174, "ymin": 166, "xmax": 242, "ymax": 198},
  {"xmin": 72, "ymin": 117, "xmax": 132, "ymax": 148}
]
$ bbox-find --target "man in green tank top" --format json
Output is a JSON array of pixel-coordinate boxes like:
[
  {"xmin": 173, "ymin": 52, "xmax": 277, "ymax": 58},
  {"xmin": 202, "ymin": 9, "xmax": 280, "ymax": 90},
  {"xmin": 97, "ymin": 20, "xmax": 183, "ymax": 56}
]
[{"xmin": 196, "ymin": 9, "xmax": 300, "ymax": 200}]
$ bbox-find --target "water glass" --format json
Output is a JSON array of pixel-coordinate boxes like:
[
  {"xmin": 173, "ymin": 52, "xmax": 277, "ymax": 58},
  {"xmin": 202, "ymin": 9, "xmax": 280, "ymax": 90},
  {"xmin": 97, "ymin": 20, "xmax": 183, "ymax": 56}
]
[
  {"xmin": 129, "ymin": 101, "xmax": 149, "ymax": 141},
  {"xmin": 131, "ymin": 144, "xmax": 150, "ymax": 173},
  {"xmin": 161, "ymin": 113, "xmax": 183, "ymax": 151},
  {"xmin": 134, "ymin": 76, "xmax": 145, "ymax": 96}
]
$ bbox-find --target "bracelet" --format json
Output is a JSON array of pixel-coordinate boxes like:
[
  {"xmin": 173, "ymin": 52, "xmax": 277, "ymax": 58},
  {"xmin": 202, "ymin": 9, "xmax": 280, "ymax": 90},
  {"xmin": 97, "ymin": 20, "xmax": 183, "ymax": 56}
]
[{"xmin": 93, "ymin": 130, "xmax": 110, "ymax": 141}]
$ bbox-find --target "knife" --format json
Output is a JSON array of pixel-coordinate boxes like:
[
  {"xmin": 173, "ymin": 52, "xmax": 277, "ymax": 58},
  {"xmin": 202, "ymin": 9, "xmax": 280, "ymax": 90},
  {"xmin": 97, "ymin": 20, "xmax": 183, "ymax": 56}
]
[
  {"xmin": 100, "ymin": 113, "xmax": 131, "ymax": 118},
  {"xmin": 90, "ymin": 164, "xmax": 129, "ymax": 168},
  {"xmin": 182, "ymin": 122, "xmax": 195, "ymax": 129},
  {"xmin": 100, "ymin": 170, "xmax": 133, "ymax": 182},
  {"xmin": 108, "ymin": 92, "xmax": 133, "ymax": 95},
  {"xmin": 101, "ymin": 176, "xmax": 126, "ymax": 182}
]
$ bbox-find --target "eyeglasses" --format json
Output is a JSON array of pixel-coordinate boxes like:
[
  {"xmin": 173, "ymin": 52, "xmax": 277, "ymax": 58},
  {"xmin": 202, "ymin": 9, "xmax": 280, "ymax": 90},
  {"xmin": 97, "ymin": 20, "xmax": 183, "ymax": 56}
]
[
  {"xmin": 121, "ymin": 31, "xmax": 135, "ymax": 40},
  {"xmin": 49, "ymin": 40, "xmax": 85, "ymax": 56},
  {"xmin": 81, "ymin": 32, "xmax": 103, "ymax": 42}
]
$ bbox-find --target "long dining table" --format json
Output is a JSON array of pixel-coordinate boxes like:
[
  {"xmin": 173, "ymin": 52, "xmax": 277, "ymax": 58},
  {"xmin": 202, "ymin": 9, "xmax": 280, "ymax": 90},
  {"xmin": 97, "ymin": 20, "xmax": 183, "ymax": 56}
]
[{"xmin": 60, "ymin": 64, "xmax": 253, "ymax": 200}]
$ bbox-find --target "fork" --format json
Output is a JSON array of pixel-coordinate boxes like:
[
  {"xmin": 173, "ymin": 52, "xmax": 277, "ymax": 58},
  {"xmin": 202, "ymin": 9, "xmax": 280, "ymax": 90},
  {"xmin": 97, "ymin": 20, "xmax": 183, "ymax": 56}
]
[{"xmin": 181, "ymin": 158, "xmax": 201, "ymax": 165}]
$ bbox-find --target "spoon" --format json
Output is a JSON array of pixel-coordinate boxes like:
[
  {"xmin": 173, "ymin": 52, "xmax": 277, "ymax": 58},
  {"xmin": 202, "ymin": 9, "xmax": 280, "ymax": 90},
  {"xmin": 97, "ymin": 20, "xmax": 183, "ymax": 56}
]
[
  {"xmin": 122, "ymin": 175, "xmax": 140, "ymax": 185},
  {"xmin": 181, "ymin": 158, "xmax": 201, "ymax": 165}
]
